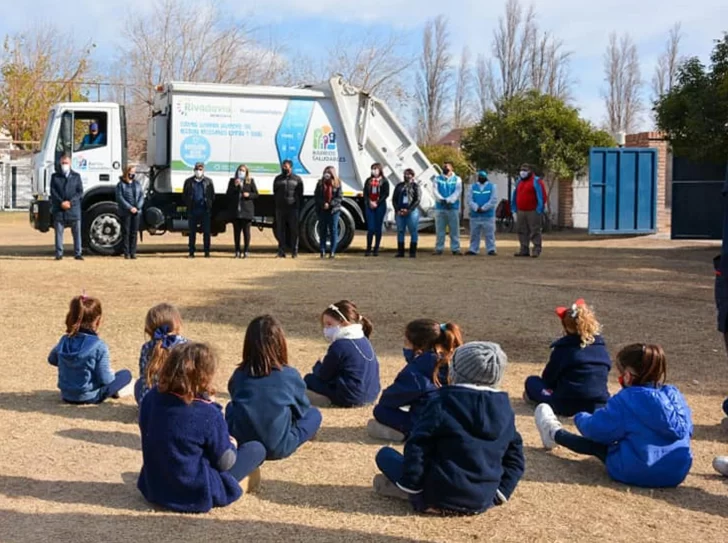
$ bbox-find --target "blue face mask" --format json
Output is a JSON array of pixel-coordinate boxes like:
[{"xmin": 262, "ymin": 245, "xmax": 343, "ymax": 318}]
[{"xmin": 403, "ymin": 348, "xmax": 415, "ymax": 363}]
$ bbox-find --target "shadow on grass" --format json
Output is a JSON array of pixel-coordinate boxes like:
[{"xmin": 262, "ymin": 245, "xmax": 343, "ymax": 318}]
[
  {"xmin": 692, "ymin": 423, "xmax": 728, "ymax": 444},
  {"xmin": 0, "ymin": 390, "xmax": 138, "ymax": 424},
  {"xmin": 313, "ymin": 425, "xmax": 386, "ymax": 445},
  {"xmin": 56, "ymin": 428, "xmax": 140, "ymax": 450}
]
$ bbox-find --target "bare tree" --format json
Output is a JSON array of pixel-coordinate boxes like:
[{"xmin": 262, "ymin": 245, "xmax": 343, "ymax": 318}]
[
  {"xmin": 491, "ymin": 0, "xmax": 536, "ymax": 102},
  {"xmin": 603, "ymin": 32, "xmax": 643, "ymax": 136},
  {"xmin": 416, "ymin": 15, "xmax": 452, "ymax": 145},
  {"xmin": 528, "ymin": 31, "xmax": 571, "ymax": 100},
  {"xmin": 475, "ymin": 54, "xmax": 492, "ymax": 118},
  {"xmin": 453, "ymin": 46, "xmax": 472, "ymax": 128},
  {"xmin": 652, "ymin": 23, "xmax": 682, "ymax": 99}
]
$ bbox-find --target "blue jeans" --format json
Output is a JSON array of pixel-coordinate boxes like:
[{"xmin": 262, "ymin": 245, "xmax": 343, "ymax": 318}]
[
  {"xmin": 373, "ymin": 404, "xmax": 413, "ymax": 435},
  {"xmin": 188, "ymin": 209, "xmax": 211, "ymax": 255},
  {"xmin": 395, "ymin": 209, "xmax": 419, "ymax": 244},
  {"xmin": 366, "ymin": 203, "xmax": 387, "ymax": 250},
  {"xmin": 228, "ymin": 441, "xmax": 267, "ymax": 482},
  {"xmin": 54, "ymin": 220, "xmax": 82, "ymax": 258},
  {"xmin": 469, "ymin": 217, "xmax": 496, "ymax": 254},
  {"xmin": 435, "ymin": 209, "xmax": 461, "ymax": 252},
  {"xmin": 554, "ymin": 430, "xmax": 608, "ymax": 463},
  {"xmin": 318, "ymin": 211, "xmax": 339, "ymax": 255}
]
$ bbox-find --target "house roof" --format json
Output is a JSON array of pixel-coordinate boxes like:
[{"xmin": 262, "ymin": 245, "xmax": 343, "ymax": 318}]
[{"xmin": 436, "ymin": 128, "xmax": 467, "ymax": 147}]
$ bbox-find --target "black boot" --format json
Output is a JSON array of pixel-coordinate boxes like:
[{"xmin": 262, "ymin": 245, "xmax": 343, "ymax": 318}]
[
  {"xmin": 395, "ymin": 242, "xmax": 405, "ymax": 258},
  {"xmin": 409, "ymin": 242, "xmax": 417, "ymax": 258}
]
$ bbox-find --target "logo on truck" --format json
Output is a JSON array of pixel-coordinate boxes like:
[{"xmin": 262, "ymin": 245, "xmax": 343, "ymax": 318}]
[{"xmin": 313, "ymin": 125, "xmax": 336, "ymax": 151}]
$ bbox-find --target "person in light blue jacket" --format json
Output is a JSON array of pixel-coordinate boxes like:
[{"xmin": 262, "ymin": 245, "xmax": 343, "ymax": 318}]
[
  {"xmin": 466, "ymin": 170, "xmax": 498, "ymax": 256},
  {"xmin": 432, "ymin": 162, "xmax": 462, "ymax": 255},
  {"xmin": 535, "ymin": 343, "xmax": 692, "ymax": 488}
]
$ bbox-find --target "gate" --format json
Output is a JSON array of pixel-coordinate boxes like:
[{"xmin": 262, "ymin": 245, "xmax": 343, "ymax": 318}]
[
  {"xmin": 588, "ymin": 148, "xmax": 657, "ymax": 234},
  {"xmin": 671, "ymin": 157, "xmax": 727, "ymax": 240}
]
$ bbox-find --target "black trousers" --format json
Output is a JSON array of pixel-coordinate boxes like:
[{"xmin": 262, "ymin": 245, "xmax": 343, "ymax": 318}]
[
  {"xmin": 232, "ymin": 218, "xmax": 251, "ymax": 252},
  {"xmin": 121, "ymin": 213, "xmax": 140, "ymax": 257},
  {"xmin": 276, "ymin": 207, "xmax": 299, "ymax": 254}
]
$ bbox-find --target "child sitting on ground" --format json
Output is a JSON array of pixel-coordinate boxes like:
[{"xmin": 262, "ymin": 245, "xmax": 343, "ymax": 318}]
[
  {"xmin": 225, "ymin": 315, "xmax": 322, "ymax": 460},
  {"xmin": 367, "ymin": 320, "xmax": 463, "ymax": 442},
  {"xmin": 373, "ymin": 342, "xmax": 525, "ymax": 515},
  {"xmin": 48, "ymin": 294, "xmax": 133, "ymax": 404},
  {"xmin": 535, "ymin": 343, "xmax": 693, "ymax": 488},
  {"xmin": 138, "ymin": 342, "xmax": 266, "ymax": 513},
  {"xmin": 304, "ymin": 301, "xmax": 380, "ymax": 407},
  {"xmin": 135, "ymin": 303, "xmax": 188, "ymax": 405},
  {"xmin": 523, "ymin": 298, "xmax": 611, "ymax": 416}
]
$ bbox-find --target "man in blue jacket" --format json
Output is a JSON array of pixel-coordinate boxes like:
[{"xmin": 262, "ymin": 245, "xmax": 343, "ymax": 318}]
[
  {"xmin": 50, "ymin": 155, "xmax": 84, "ymax": 261},
  {"xmin": 467, "ymin": 170, "xmax": 498, "ymax": 256},
  {"xmin": 432, "ymin": 162, "xmax": 463, "ymax": 255}
]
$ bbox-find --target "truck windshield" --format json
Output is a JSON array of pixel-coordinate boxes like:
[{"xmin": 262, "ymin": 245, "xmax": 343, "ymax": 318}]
[{"xmin": 40, "ymin": 110, "xmax": 55, "ymax": 153}]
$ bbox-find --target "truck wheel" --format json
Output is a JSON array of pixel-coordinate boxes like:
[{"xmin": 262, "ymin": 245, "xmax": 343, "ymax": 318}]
[
  {"xmin": 301, "ymin": 206, "xmax": 356, "ymax": 253},
  {"xmin": 84, "ymin": 201, "xmax": 123, "ymax": 256}
]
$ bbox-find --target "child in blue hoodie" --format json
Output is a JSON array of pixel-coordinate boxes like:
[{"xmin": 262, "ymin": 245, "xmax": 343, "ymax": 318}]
[
  {"xmin": 48, "ymin": 295, "xmax": 133, "ymax": 404},
  {"xmin": 226, "ymin": 315, "xmax": 322, "ymax": 460},
  {"xmin": 138, "ymin": 342, "xmax": 266, "ymax": 513},
  {"xmin": 304, "ymin": 301, "xmax": 381, "ymax": 407},
  {"xmin": 367, "ymin": 319, "xmax": 464, "ymax": 442},
  {"xmin": 535, "ymin": 343, "xmax": 693, "ymax": 488},
  {"xmin": 524, "ymin": 298, "xmax": 611, "ymax": 416},
  {"xmin": 373, "ymin": 342, "xmax": 525, "ymax": 515}
]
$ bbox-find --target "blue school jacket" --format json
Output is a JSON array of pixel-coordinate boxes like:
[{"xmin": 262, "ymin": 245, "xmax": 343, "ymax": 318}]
[
  {"xmin": 377, "ymin": 351, "xmax": 446, "ymax": 419},
  {"xmin": 542, "ymin": 334, "xmax": 611, "ymax": 403}
]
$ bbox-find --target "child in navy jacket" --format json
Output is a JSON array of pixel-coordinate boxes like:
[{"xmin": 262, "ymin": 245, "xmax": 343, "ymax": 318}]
[
  {"xmin": 374, "ymin": 342, "xmax": 525, "ymax": 515},
  {"xmin": 368, "ymin": 319, "xmax": 463, "ymax": 442},
  {"xmin": 48, "ymin": 295, "xmax": 133, "ymax": 404},
  {"xmin": 138, "ymin": 342, "xmax": 266, "ymax": 513},
  {"xmin": 524, "ymin": 299, "xmax": 611, "ymax": 416},
  {"xmin": 226, "ymin": 315, "xmax": 322, "ymax": 460},
  {"xmin": 304, "ymin": 301, "xmax": 381, "ymax": 407},
  {"xmin": 536, "ymin": 343, "xmax": 693, "ymax": 488}
]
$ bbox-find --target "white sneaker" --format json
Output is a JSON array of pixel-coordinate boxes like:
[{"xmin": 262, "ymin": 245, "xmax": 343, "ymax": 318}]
[
  {"xmin": 712, "ymin": 456, "xmax": 728, "ymax": 477},
  {"xmin": 367, "ymin": 419, "xmax": 406, "ymax": 442},
  {"xmin": 535, "ymin": 404, "xmax": 562, "ymax": 450},
  {"xmin": 116, "ymin": 380, "xmax": 136, "ymax": 399}
]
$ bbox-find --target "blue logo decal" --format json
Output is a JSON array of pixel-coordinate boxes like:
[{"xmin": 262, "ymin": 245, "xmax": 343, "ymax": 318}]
[{"xmin": 180, "ymin": 136, "xmax": 211, "ymax": 167}]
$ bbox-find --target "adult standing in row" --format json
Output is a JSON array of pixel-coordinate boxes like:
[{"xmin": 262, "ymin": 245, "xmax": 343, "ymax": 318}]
[
  {"xmin": 466, "ymin": 170, "xmax": 498, "ymax": 256},
  {"xmin": 393, "ymin": 168, "xmax": 421, "ymax": 258},
  {"xmin": 51, "ymin": 154, "xmax": 84, "ymax": 261},
  {"xmin": 183, "ymin": 162, "xmax": 215, "ymax": 258},
  {"xmin": 363, "ymin": 163, "xmax": 390, "ymax": 257},
  {"xmin": 511, "ymin": 163, "xmax": 547, "ymax": 258},
  {"xmin": 116, "ymin": 165, "xmax": 145, "ymax": 260},
  {"xmin": 433, "ymin": 161, "xmax": 462, "ymax": 256},
  {"xmin": 273, "ymin": 160, "xmax": 304, "ymax": 259},
  {"xmin": 314, "ymin": 166, "xmax": 343, "ymax": 259},
  {"xmin": 227, "ymin": 164, "xmax": 258, "ymax": 259}
]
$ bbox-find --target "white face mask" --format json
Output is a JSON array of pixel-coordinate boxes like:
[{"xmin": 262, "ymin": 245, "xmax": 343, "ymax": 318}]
[
  {"xmin": 323, "ymin": 326, "xmax": 340, "ymax": 343},
  {"xmin": 237, "ymin": 170, "xmax": 246, "ymax": 179},
  {"xmin": 61, "ymin": 164, "xmax": 71, "ymax": 174},
  {"xmin": 195, "ymin": 170, "xmax": 203, "ymax": 179},
  {"xmin": 371, "ymin": 169, "xmax": 379, "ymax": 177},
  {"xmin": 519, "ymin": 170, "xmax": 529, "ymax": 179}
]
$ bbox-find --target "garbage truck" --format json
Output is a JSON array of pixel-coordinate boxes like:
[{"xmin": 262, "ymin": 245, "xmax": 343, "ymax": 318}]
[{"xmin": 28, "ymin": 77, "xmax": 438, "ymax": 255}]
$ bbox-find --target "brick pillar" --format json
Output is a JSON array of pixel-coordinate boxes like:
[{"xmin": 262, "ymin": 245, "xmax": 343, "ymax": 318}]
[
  {"xmin": 625, "ymin": 132, "xmax": 670, "ymax": 234},
  {"xmin": 558, "ymin": 178, "xmax": 574, "ymax": 228}
]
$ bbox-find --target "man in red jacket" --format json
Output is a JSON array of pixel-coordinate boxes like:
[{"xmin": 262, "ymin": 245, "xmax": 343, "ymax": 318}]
[{"xmin": 510, "ymin": 163, "xmax": 547, "ymax": 258}]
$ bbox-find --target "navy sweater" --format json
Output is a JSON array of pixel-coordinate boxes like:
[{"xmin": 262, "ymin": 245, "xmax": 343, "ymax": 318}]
[
  {"xmin": 309, "ymin": 337, "xmax": 381, "ymax": 407},
  {"xmin": 542, "ymin": 335, "xmax": 611, "ymax": 404},
  {"xmin": 226, "ymin": 365, "xmax": 313, "ymax": 460},
  {"xmin": 400, "ymin": 385, "xmax": 525, "ymax": 514},
  {"xmin": 377, "ymin": 351, "xmax": 446, "ymax": 419},
  {"xmin": 137, "ymin": 388, "xmax": 241, "ymax": 513}
]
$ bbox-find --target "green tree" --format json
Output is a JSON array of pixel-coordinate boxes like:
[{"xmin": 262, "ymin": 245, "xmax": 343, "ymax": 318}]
[
  {"xmin": 461, "ymin": 91, "xmax": 614, "ymax": 198},
  {"xmin": 654, "ymin": 34, "xmax": 728, "ymax": 162},
  {"xmin": 420, "ymin": 144, "xmax": 474, "ymax": 179}
]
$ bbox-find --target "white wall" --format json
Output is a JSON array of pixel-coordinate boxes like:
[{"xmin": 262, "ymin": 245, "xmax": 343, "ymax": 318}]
[{"xmin": 572, "ymin": 175, "xmax": 589, "ymax": 229}]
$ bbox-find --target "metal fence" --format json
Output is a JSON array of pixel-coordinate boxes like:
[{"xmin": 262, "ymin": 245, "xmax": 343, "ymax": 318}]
[{"xmin": 0, "ymin": 157, "xmax": 33, "ymax": 210}]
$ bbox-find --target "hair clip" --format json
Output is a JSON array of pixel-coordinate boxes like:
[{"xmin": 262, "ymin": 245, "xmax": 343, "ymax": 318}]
[
  {"xmin": 80, "ymin": 289, "xmax": 87, "ymax": 301},
  {"xmin": 440, "ymin": 323, "xmax": 447, "ymax": 332},
  {"xmin": 329, "ymin": 304, "xmax": 348, "ymax": 322}
]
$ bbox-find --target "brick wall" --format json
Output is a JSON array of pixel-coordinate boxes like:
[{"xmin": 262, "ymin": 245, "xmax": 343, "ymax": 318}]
[
  {"xmin": 558, "ymin": 178, "xmax": 573, "ymax": 228},
  {"xmin": 625, "ymin": 132, "xmax": 671, "ymax": 234}
]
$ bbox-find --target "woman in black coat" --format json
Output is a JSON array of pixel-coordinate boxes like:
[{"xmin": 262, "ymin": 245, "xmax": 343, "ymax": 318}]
[
  {"xmin": 313, "ymin": 166, "xmax": 343, "ymax": 258},
  {"xmin": 226, "ymin": 164, "xmax": 259, "ymax": 258}
]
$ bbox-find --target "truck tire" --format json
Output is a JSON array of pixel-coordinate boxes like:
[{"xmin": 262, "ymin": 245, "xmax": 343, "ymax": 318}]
[
  {"xmin": 301, "ymin": 206, "xmax": 356, "ymax": 253},
  {"xmin": 83, "ymin": 201, "xmax": 124, "ymax": 256}
]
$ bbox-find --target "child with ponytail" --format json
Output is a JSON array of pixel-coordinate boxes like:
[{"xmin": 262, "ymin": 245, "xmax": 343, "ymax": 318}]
[
  {"xmin": 523, "ymin": 299, "xmax": 611, "ymax": 416},
  {"xmin": 304, "ymin": 300, "xmax": 381, "ymax": 407},
  {"xmin": 135, "ymin": 303, "xmax": 188, "ymax": 405},
  {"xmin": 367, "ymin": 319, "xmax": 463, "ymax": 442},
  {"xmin": 535, "ymin": 343, "xmax": 693, "ymax": 488},
  {"xmin": 48, "ymin": 294, "xmax": 133, "ymax": 404}
]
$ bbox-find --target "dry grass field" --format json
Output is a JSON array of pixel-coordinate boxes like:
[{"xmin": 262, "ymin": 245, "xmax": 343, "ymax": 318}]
[{"xmin": 1, "ymin": 211, "xmax": 727, "ymax": 542}]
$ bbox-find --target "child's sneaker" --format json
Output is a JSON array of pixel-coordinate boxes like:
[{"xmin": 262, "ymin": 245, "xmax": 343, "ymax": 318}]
[
  {"xmin": 241, "ymin": 467, "xmax": 262, "ymax": 494},
  {"xmin": 535, "ymin": 404, "xmax": 562, "ymax": 450},
  {"xmin": 305, "ymin": 389, "xmax": 332, "ymax": 408},
  {"xmin": 372, "ymin": 474, "xmax": 409, "ymax": 501},
  {"xmin": 367, "ymin": 419, "xmax": 406, "ymax": 442},
  {"xmin": 113, "ymin": 380, "xmax": 136, "ymax": 399},
  {"xmin": 712, "ymin": 456, "xmax": 728, "ymax": 477}
]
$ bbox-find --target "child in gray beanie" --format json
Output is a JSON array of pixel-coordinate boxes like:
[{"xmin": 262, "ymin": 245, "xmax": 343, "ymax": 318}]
[{"xmin": 373, "ymin": 341, "xmax": 524, "ymax": 515}]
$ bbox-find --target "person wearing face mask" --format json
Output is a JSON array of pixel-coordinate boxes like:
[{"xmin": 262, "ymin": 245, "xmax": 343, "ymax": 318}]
[
  {"xmin": 363, "ymin": 163, "xmax": 391, "ymax": 256},
  {"xmin": 273, "ymin": 160, "xmax": 304, "ymax": 258},
  {"xmin": 50, "ymin": 154, "xmax": 84, "ymax": 261},
  {"xmin": 115, "ymin": 164, "xmax": 145, "ymax": 259},
  {"xmin": 511, "ymin": 163, "xmax": 547, "ymax": 258},
  {"xmin": 392, "ymin": 168, "xmax": 421, "ymax": 258},
  {"xmin": 303, "ymin": 300, "xmax": 381, "ymax": 408},
  {"xmin": 466, "ymin": 170, "xmax": 498, "ymax": 256},
  {"xmin": 183, "ymin": 162, "xmax": 215, "ymax": 258},
  {"xmin": 432, "ymin": 161, "xmax": 463, "ymax": 256},
  {"xmin": 314, "ymin": 166, "xmax": 343, "ymax": 259},
  {"xmin": 226, "ymin": 164, "xmax": 259, "ymax": 259}
]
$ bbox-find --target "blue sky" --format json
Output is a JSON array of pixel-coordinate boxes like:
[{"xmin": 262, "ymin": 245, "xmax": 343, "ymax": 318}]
[{"xmin": 2, "ymin": 0, "xmax": 727, "ymax": 131}]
